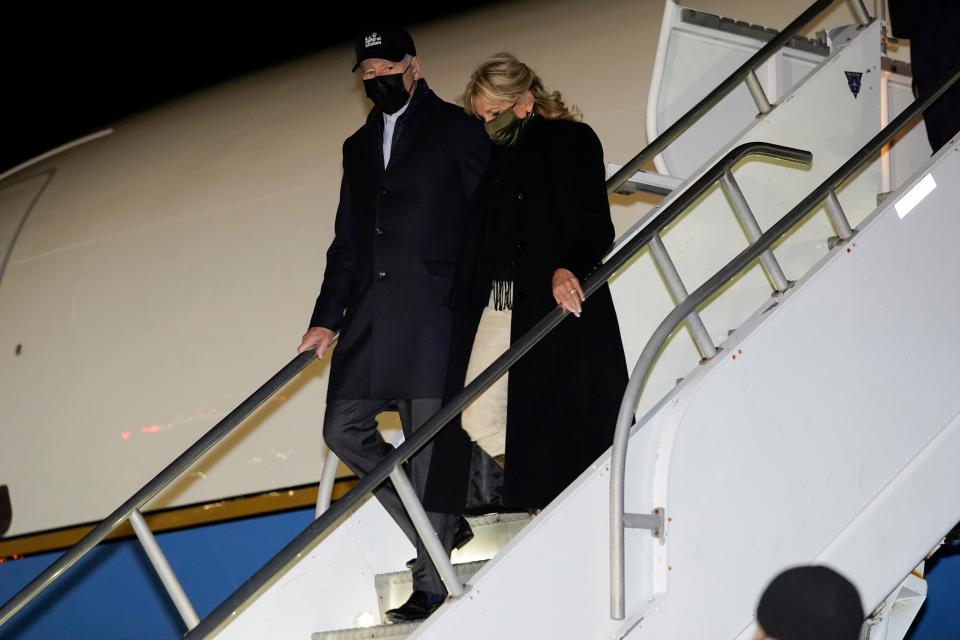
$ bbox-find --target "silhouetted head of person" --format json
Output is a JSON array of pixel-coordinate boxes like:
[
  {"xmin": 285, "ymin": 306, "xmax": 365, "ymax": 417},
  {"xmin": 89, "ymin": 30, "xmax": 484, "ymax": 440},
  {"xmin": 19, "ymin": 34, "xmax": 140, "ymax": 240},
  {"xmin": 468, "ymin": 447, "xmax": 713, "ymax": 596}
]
[{"xmin": 756, "ymin": 565, "xmax": 864, "ymax": 640}]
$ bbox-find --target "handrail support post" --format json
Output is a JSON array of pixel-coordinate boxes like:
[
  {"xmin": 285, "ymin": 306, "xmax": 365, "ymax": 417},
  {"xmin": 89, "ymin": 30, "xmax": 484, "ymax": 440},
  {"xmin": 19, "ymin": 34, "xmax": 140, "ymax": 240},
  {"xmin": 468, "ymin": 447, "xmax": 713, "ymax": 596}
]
[
  {"xmin": 315, "ymin": 450, "xmax": 340, "ymax": 517},
  {"xmin": 848, "ymin": 0, "xmax": 871, "ymax": 26},
  {"xmin": 745, "ymin": 70, "xmax": 773, "ymax": 114},
  {"xmin": 130, "ymin": 510, "xmax": 200, "ymax": 630},
  {"xmin": 649, "ymin": 234, "xmax": 718, "ymax": 359},
  {"xmin": 389, "ymin": 465, "xmax": 465, "ymax": 598},
  {"xmin": 824, "ymin": 190, "xmax": 855, "ymax": 242},
  {"xmin": 720, "ymin": 170, "xmax": 791, "ymax": 293}
]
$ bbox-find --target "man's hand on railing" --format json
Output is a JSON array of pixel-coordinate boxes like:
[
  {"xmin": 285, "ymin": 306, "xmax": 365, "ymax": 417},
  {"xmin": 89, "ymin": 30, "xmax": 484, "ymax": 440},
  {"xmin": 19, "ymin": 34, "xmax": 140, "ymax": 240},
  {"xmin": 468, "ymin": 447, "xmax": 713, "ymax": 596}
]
[{"xmin": 298, "ymin": 327, "xmax": 336, "ymax": 360}]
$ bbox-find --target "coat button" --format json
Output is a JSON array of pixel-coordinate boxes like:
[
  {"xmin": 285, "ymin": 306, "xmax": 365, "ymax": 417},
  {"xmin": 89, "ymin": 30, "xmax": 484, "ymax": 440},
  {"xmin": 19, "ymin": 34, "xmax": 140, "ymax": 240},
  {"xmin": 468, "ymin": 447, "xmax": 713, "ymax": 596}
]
[
  {"xmin": 380, "ymin": 186, "xmax": 388, "ymax": 196},
  {"xmin": 377, "ymin": 269, "xmax": 387, "ymax": 279},
  {"xmin": 516, "ymin": 291, "xmax": 527, "ymax": 302},
  {"xmin": 515, "ymin": 241, "xmax": 527, "ymax": 250},
  {"xmin": 516, "ymin": 192, "xmax": 525, "ymax": 200},
  {"xmin": 375, "ymin": 226, "xmax": 385, "ymax": 235}
]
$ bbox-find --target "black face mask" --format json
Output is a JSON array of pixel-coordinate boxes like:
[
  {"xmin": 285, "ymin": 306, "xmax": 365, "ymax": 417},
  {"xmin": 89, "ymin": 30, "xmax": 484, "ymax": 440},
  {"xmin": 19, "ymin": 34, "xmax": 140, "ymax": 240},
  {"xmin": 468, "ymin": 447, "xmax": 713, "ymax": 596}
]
[{"xmin": 363, "ymin": 63, "xmax": 414, "ymax": 115}]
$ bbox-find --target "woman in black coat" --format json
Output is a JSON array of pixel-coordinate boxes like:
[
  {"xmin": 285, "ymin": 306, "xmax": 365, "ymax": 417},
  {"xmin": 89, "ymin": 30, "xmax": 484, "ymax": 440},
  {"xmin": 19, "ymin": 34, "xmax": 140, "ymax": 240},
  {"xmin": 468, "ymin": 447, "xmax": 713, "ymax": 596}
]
[{"xmin": 424, "ymin": 53, "xmax": 628, "ymax": 513}]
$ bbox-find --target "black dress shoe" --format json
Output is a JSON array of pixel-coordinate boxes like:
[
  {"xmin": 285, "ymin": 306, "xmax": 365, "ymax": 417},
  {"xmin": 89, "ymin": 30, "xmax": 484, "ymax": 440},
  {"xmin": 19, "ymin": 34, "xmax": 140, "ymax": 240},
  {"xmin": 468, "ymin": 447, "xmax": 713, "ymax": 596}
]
[
  {"xmin": 385, "ymin": 590, "xmax": 444, "ymax": 623},
  {"xmin": 405, "ymin": 517, "xmax": 474, "ymax": 569}
]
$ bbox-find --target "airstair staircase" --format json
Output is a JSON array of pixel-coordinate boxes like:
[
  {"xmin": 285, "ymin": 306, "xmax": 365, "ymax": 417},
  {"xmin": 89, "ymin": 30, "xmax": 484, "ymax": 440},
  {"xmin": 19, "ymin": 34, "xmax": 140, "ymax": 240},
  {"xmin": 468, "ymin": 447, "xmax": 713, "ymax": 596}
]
[
  {"xmin": 2, "ymin": 1, "xmax": 957, "ymax": 639},
  {"xmin": 214, "ymin": 4, "xmax": 957, "ymax": 638}
]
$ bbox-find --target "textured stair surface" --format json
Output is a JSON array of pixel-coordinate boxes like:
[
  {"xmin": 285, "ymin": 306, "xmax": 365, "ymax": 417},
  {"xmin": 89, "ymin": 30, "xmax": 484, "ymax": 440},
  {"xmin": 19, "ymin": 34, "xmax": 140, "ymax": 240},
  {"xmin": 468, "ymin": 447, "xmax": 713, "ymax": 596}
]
[
  {"xmin": 311, "ymin": 621, "xmax": 421, "ymax": 640},
  {"xmin": 450, "ymin": 512, "xmax": 530, "ymax": 565},
  {"xmin": 376, "ymin": 560, "xmax": 486, "ymax": 620}
]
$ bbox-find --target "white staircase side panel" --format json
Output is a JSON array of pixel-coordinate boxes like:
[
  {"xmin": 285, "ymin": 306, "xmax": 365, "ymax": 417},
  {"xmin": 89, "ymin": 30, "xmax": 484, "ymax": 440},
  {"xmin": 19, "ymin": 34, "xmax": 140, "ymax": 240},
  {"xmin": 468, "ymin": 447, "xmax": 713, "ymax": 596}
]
[
  {"xmin": 618, "ymin": 144, "xmax": 960, "ymax": 639},
  {"xmin": 612, "ymin": 19, "xmax": 884, "ymax": 417},
  {"xmin": 214, "ymin": 507, "xmax": 529, "ymax": 638},
  {"xmin": 646, "ymin": 0, "xmax": 827, "ymax": 180},
  {"xmin": 646, "ymin": 4, "xmax": 930, "ymax": 210},
  {"xmin": 215, "ymin": 496, "xmax": 414, "ymax": 639},
  {"xmin": 403, "ymin": 140, "xmax": 960, "ymax": 639}
]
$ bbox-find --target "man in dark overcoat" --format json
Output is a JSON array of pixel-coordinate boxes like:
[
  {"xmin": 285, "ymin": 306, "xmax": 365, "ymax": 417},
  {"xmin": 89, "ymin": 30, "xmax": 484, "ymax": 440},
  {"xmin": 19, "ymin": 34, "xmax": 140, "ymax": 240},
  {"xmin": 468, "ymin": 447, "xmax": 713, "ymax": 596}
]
[{"xmin": 298, "ymin": 25, "xmax": 488, "ymax": 622}]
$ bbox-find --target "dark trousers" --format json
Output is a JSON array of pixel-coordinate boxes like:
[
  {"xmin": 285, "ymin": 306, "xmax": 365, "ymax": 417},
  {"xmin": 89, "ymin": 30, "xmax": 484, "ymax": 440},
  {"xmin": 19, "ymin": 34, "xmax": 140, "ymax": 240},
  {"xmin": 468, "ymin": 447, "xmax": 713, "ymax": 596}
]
[{"xmin": 323, "ymin": 398, "xmax": 457, "ymax": 595}]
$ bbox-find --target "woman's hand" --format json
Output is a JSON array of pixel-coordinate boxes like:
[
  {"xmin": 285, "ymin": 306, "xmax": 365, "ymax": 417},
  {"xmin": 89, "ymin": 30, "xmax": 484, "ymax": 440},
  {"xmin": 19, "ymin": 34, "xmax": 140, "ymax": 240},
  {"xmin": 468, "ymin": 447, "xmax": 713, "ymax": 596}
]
[{"xmin": 552, "ymin": 268, "xmax": 584, "ymax": 317}]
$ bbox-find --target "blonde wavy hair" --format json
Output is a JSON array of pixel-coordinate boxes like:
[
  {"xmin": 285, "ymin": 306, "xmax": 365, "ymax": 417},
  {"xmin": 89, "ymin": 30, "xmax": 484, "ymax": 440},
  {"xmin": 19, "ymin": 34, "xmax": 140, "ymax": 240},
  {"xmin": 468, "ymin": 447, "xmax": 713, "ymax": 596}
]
[{"xmin": 462, "ymin": 52, "xmax": 581, "ymax": 121}]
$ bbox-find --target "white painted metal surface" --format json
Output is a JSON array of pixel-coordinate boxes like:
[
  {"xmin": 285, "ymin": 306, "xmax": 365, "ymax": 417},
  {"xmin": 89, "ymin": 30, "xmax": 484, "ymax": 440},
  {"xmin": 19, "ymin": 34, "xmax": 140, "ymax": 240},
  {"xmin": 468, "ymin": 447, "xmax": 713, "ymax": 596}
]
[
  {"xmin": 215, "ymin": 509, "xmax": 527, "ymax": 638},
  {"xmin": 646, "ymin": 0, "xmax": 827, "ymax": 179},
  {"xmin": 411, "ymin": 129, "xmax": 959, "ymax": 640},
  {"xmin": 861, "ymin": 570, "xmax": 927, "ymax": 640},
  {"xmin": 645, "ymin": 3, "xmax": 930, "ymax": 193},
  {"xmin": 615, "ymin": 18, "xmax": 885, "ymax": 418},
  {"xmin": 218, "ymin": 495, "xmax": 412, "ymax": 638}
]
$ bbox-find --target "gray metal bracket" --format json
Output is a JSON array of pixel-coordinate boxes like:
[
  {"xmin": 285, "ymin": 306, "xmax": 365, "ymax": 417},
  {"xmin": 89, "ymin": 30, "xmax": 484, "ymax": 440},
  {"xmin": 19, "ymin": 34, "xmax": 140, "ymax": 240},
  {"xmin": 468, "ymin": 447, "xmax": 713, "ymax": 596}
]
[{"xmin": 623, "ymin": 508, "xmax": 666, "ymax": 540}]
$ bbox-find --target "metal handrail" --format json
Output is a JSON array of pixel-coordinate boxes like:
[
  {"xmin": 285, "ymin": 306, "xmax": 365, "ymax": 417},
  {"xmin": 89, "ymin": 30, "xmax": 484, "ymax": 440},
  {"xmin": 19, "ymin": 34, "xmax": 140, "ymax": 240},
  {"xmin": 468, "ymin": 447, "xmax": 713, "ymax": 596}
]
[
  {"xmin": 0, "ymin": 154, "xmax": 810, "ymax": 634},
  {"xmin": 606, "ymin": 0, "xmax": 870, "ymax": 194},
  {"xmin": 0, "ymin": 344, "xmax": 328, "ymax": 627},
  {"xmin": 176, "ymin": 142, "xmax": 811, "ymax": 639},
  {"xmin": 0, "ymin": 0, "xmax": 868, "ymax": 628},
  {"xmin": 609, "ymin": 67, "xmax": 960, "ymax": 621}
]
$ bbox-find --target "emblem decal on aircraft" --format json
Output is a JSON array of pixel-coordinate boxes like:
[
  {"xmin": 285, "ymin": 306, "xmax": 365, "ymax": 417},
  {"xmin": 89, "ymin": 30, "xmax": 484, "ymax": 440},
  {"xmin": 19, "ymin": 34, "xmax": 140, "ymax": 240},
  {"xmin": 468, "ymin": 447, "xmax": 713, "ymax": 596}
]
[{"xmin": 844, "ymin": 71, "xmax": 863, "ymax": 98}]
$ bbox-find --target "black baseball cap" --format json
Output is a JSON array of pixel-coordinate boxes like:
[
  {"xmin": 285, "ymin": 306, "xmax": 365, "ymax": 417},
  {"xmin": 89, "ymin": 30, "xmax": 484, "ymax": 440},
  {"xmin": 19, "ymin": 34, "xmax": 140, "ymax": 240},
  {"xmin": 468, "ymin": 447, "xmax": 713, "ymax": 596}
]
[
  {"xmin": 352, "ymin": 25, "xmax": 417, "ymax": 72},
  {"xmin": 757, "ymin": 565, "xmax": 864, "ymax": 640}
]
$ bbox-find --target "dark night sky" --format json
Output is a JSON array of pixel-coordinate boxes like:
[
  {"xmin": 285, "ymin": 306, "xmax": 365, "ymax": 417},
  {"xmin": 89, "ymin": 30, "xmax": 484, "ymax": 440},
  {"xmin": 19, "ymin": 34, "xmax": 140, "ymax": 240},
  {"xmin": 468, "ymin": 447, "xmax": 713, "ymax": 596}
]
[{"xmin": 1, "ymin": 3, "xmax": 498, "ymax": 175}]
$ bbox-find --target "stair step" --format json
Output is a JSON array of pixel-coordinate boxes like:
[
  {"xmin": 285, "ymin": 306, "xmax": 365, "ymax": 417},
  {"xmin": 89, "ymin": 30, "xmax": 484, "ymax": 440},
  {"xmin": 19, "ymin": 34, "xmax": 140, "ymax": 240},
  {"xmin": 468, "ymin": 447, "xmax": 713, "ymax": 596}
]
[
  {"xmin": 452, "ymin": 511, "xmax": 530, "ymax": 565},
  {"xmin": 371, "ymin": 512, "xmax": 530, "ymax": 619},
  {"xmin": 314, "ymin": 512, "xmax": 529, "ymax": 639},
  {"xmin": 376, "ymin": 560, "xmax": 485, "ymax": 621},
  {"xmin": 311, "ymin": 621, "xmax": 420, "ymax": 640}
]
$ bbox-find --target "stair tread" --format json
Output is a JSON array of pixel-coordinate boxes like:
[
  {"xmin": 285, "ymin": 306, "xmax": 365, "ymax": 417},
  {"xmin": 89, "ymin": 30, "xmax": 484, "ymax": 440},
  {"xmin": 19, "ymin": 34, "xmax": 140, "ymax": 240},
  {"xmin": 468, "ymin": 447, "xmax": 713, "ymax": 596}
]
[
  {"xmin": 375, "ymin": 559, "xmax": 486, "ymax": 585},
  {"xmin": 464, "ymin": 511, "xmax": 529, "ymax": 527},
  {"xmin": 322, "ymin": 512, "xmax": 530, "ymax": 637},
  {"xmin": 312, "ymin": 621, "xmax": 420, "ymax": 640}
]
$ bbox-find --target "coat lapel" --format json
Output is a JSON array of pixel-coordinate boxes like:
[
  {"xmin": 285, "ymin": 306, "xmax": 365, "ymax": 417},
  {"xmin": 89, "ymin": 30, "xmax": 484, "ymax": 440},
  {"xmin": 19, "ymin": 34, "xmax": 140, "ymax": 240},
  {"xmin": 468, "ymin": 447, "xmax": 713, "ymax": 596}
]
[
  {"xmin": 384, "ymin": 81, "xmax": 435, "ymax": 173},
  {"xmin": 361, "ymin": 108, "xmax": 386, "ymax": 180}
]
